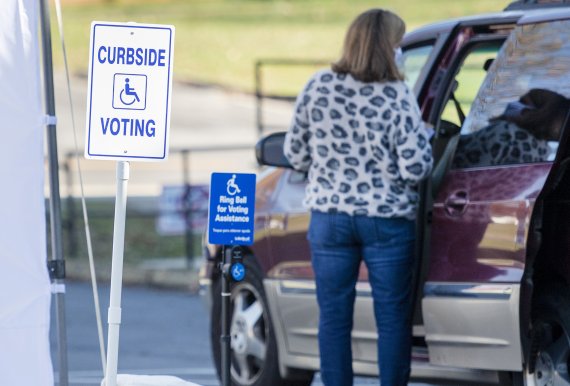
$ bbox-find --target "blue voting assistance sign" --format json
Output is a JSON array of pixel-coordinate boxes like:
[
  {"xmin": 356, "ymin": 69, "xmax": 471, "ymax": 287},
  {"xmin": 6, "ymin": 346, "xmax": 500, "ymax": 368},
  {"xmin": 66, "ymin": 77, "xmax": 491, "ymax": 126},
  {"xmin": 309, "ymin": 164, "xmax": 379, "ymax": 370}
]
[{"xmin": 208, "ymin": 173, "xmax": 256, "ymax": 246}]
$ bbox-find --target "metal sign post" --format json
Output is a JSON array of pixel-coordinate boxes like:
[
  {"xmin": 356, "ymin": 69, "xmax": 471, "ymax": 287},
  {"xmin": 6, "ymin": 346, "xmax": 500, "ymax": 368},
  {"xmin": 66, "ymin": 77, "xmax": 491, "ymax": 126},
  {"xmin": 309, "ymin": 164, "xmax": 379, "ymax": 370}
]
[
  {"xmin": 219, "ymin": 245, "xmax": 245, "ymax": 386},
  {"xmin": 220, "ymin": 246, "xmax": 232, "ymax": 386},
  {"xmin": 85, "ymin": 21, "xmax": 174, "ymax": 386},
  {"xmin": 106, "ymin": 160, "xmax": 130, "ymax": 386},
  {"xmin": 208, "ymin": 173, "xmax": 256, "ymax": 386}
]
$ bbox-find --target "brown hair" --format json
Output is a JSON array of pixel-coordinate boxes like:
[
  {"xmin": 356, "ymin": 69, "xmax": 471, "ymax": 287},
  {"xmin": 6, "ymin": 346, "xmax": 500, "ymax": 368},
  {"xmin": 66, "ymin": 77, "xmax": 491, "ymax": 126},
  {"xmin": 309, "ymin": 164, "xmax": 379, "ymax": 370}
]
[{"xmin": 332, "ymin": 9, "xmax": 405, "ymax": 83}]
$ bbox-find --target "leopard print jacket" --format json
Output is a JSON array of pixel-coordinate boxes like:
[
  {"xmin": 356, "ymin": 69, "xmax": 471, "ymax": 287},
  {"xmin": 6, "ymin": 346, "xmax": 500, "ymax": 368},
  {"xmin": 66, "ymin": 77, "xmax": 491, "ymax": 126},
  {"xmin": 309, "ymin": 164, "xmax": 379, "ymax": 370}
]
[{"xmin": 284, "ymin": 69, "xmax": 433, "ymax": 219}]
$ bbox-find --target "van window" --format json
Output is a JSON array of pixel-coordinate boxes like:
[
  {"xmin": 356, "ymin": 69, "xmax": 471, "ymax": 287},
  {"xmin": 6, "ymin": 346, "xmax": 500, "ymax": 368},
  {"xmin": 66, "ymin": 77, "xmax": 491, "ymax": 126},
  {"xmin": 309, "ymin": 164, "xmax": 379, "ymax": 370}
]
[
  {"xmin": 402, "ymin": 43, "xmax": 434, "ymax": 89},
  {"xmin": 441, "ymin": 42, "xmax": 502, "ymax": 128},
  {"xmin": 451, "ymin": 20, "xmax": 570, "ymax": 169}
]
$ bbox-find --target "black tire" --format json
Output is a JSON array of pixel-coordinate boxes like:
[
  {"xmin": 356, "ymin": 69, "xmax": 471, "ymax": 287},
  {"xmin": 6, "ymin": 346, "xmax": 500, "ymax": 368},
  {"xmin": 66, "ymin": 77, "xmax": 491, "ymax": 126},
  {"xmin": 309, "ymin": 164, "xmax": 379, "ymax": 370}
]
[
  {"xmin": 498, "ymin": 371, "xmax": 523, "ymax": 386},
  {"xmin": 210, "ymin": 257, "xmax": 313, "ymax": 386},
  {"xmin": 500, "ymin": 283, "xmax": 570, "ymax": 386}
]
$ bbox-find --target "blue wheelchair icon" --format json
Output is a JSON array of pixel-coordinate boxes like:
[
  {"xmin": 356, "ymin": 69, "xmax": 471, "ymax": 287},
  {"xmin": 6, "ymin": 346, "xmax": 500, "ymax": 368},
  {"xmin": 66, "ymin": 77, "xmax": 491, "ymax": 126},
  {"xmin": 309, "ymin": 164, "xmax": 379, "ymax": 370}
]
[
  {"xmin": 113, "ymin": 73, "xmax": 147, "ymax": 110},
  {"xmin": 120, "ymin": 78, "xmax": 140, "ymax": 106},
  {"xmin": 231, "ymin": 262, "xmax": 246, "ymax": 282}
]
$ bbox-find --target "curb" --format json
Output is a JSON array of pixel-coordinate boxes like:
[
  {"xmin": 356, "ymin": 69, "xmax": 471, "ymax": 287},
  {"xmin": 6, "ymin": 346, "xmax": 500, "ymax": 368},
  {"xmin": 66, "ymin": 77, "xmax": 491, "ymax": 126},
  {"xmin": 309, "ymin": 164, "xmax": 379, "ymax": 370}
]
[{"xmin": 64, "ymin": 257, "xmax": 202, "ymax": 293}]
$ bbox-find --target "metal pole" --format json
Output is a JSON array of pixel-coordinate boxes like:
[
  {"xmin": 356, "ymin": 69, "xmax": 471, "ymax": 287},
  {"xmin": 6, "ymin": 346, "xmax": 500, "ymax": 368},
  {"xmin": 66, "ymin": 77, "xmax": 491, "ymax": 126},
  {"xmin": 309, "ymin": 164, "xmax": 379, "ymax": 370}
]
[
  {"xmin": 182, "ymin": 150, "xmax": 193, "ymax": 268},
  {"xmin": 39, "ymin": 1, "xmax": 69, "ymax": 385},
  {"xmin": 65, "ymin": 154, "xmax": 77, "ymax": 258},
  {"xmin": 255, "ymin": 61, "xmax": 263, "ymax": 137},
  {"xmin": 105, "ymin": 161, "xmax": 130, "ymax": 386},
  {"xmin": 221, "ymin": 245, "xmax": 232, "ymax": 386}
]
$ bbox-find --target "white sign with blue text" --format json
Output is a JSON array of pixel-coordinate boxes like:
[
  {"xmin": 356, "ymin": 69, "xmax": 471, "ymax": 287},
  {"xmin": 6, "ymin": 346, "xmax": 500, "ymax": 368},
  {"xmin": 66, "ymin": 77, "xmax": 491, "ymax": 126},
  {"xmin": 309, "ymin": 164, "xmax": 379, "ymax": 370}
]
[
  {"xmin": 208, "ymin": 173, "xmax": 256, "ymax": 246},
  {"xmin": 85, "ymin": 21, "xmax": 175, "ymax": 161}
]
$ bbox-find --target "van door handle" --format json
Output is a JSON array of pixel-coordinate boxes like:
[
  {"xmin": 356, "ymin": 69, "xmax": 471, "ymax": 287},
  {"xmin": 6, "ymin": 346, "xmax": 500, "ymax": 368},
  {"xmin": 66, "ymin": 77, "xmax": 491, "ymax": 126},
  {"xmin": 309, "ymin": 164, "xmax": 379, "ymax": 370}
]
[{"xmin": 444, "ymin": 190, "xmax": 469, "ymax": 216}]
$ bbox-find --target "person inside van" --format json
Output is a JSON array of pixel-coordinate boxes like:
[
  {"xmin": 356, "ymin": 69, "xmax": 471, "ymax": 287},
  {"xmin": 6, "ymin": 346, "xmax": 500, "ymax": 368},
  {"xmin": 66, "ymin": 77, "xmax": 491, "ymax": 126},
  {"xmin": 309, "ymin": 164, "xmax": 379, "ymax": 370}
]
[{"xmin": 452, "ymin": 88, "xmax": 570, "ymax": 169}]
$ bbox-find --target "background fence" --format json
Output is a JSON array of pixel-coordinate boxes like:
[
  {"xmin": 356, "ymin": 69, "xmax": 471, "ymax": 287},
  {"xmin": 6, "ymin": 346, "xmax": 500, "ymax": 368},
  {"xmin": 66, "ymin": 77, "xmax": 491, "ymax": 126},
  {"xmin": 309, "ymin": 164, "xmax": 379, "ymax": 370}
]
[{"xmin": 58, "ymin": 145, "xmax": 257, "ymax": 270}]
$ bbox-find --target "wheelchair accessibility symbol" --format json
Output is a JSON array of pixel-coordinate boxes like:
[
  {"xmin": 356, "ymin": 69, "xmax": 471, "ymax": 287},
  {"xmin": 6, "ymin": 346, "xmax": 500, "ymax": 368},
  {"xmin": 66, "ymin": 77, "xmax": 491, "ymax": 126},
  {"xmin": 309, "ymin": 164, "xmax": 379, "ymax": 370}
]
[
  {"xmin": 226, "ymin": 174, "xmax": 241, "ymax": 196},
  {"xmin": 231, "ymin": 262, "xmax": 246, "ymax": 282},
  {"xmin": 112, "ymin": 73, "xmax": 147, "ymax": 110}
]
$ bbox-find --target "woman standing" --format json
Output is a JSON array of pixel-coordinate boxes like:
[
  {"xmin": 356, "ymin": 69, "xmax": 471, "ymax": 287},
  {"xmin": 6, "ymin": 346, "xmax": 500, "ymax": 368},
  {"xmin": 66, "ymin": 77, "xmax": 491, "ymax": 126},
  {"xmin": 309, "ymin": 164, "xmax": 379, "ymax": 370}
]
[{"xmin": 284, "ymin": 9, "xmax": 433, "ymax": 386}]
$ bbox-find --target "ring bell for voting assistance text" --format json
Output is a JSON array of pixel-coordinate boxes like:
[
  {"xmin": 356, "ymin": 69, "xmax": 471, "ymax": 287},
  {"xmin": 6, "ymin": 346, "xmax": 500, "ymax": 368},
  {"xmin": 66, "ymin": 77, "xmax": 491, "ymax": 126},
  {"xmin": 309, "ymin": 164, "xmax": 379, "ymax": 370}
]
[
  {"xmin": 208, "ymin": 173, "xmax": 256, "ymax": 246},
  {"xmin": 85, "ymin": 22, "xmax": 174, "ymax": 161}
]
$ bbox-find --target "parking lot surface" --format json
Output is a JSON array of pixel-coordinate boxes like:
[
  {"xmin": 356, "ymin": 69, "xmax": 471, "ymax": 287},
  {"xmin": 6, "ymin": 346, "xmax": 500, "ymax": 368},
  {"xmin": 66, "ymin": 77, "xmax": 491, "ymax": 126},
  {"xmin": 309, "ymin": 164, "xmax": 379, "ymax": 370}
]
[{"xmin": 51, "ymin": 282, "xmax": 441, "ymax": 386}]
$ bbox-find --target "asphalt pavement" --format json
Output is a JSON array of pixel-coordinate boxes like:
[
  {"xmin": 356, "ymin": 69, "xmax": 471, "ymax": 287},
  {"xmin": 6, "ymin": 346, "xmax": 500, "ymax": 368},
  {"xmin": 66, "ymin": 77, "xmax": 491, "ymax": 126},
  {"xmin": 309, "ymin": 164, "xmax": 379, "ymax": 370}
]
[{"xmin": 51, "ymin": 282, "xmax": 439, "ymax": 386}]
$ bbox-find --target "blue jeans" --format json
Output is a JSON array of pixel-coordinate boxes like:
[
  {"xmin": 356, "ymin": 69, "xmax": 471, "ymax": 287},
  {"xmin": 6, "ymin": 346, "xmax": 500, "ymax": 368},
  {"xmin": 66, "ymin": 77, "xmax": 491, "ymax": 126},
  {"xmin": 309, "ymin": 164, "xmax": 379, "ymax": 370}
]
[{"xmin": 308, "ymin": 210, "xmax": 415, "ymax": 386}]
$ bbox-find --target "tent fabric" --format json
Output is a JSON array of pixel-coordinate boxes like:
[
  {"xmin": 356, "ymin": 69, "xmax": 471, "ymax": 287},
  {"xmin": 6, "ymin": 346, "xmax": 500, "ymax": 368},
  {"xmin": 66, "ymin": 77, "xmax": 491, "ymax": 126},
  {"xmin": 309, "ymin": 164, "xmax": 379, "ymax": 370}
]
[{"xmin": 0, "ymin": 0, "xmax": 53, "ymax": 385}]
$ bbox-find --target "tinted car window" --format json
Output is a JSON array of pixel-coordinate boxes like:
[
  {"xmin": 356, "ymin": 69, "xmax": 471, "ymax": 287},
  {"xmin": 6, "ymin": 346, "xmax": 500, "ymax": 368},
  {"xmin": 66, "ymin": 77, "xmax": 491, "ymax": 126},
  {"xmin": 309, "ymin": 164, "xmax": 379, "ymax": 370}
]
[
  {"xmin": 440, "ymin": 42, "xmax": 502, "ymax": 127},
  {"xmin": 402, "ymin": 43, "xmax": 434, "ymax": 89},
  {"xmin": 451, "ymin": 20, "xmax": 570, "ymax": 169}
]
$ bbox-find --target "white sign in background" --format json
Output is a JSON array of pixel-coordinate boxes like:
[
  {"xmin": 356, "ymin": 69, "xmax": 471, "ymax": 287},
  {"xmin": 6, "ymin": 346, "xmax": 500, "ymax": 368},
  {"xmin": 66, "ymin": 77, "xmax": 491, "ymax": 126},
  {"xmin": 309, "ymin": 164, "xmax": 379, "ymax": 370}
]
[{"xmin": 85, "ymin": 22, "xmax": 175, "ymax": 161}]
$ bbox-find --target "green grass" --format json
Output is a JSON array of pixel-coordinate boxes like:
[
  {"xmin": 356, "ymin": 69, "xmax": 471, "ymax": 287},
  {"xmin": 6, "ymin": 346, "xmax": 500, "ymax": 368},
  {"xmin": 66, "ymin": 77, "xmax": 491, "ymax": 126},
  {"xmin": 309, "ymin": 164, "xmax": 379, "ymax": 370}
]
[
  {"xmin": 55, "ymin": 0, "xmax": 510, "ymax": 94},
  {"xmin": 59, "ymin": 197, "xmax": 202, "ymax": 263}
]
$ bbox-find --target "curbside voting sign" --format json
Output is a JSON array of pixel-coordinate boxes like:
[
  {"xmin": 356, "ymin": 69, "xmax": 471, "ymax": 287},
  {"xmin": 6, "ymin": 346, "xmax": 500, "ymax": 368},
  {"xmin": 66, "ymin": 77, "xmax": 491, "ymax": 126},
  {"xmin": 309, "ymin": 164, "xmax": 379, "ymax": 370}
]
[
  {"xmin": 85, "ymin": 22, "xmax": 174, "ymax": 161},
  {"xmin": 208, "ymin": 173, "xmax": 256, "ymax": 246}
]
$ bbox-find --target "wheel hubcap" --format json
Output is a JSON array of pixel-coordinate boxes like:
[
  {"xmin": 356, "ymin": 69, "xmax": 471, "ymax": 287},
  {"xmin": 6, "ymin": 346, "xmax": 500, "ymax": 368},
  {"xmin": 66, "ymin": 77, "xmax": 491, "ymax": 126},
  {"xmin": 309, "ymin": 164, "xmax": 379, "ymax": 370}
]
[
  {"xmin": 231, "ymin": 318, "xmax": 248, "ymax": 354},
  {"xmin": 529, "ymin": 324, "xmax": 570, "ymax": 386},
  {"xmin": 229, "ymin": 282, "xmax": 268, "ymax": 385},
  {"xmin": 534, "ymin": 352, "xmax": 554, "ymax": 386}
]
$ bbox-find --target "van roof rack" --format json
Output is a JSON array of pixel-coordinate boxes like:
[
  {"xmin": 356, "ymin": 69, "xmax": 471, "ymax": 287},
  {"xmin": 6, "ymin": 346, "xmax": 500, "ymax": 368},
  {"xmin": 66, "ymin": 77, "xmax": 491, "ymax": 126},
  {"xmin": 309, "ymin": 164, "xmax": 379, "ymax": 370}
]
[{"xmin": 505, "ymin": 0, "xmax": 570, "ymax": 11}]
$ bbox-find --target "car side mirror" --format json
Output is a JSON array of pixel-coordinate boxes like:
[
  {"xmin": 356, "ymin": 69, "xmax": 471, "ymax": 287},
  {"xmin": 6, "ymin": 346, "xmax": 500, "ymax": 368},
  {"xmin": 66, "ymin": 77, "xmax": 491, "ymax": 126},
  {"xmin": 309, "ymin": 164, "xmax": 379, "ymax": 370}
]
[{"xmin": 255, "ymin": 132, "xmax": 293, "ymax": 168}]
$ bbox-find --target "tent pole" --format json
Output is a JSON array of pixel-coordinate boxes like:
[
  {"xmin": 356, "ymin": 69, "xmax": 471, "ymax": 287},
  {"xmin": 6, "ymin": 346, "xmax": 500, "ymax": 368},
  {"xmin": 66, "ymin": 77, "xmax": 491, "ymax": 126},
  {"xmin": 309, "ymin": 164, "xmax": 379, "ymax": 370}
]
[{"xmin": 39, "ymin": 0, "xmax": 69, "ymax": 385}]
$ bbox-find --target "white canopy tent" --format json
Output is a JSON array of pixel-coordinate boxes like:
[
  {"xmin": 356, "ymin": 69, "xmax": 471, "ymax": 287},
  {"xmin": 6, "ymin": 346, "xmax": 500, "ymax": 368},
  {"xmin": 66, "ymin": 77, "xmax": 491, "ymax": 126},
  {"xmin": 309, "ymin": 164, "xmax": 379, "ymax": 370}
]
[
  {"xmin": 0, "ymin": 0, "xmax": 55, "ymax": 385},
  {"xmin": 0, "ymin": 2, "xmax": 204, "ymax": 385}
]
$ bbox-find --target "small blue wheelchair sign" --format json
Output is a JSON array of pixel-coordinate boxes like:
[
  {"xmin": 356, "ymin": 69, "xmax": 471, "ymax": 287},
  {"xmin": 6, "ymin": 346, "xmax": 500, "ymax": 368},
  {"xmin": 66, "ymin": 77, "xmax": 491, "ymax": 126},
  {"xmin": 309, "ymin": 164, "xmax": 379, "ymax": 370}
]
[
  {"xmin": 208, "ymin": 173, "xmax": 256, "ymax": 245},
  {"xmin": 231, "ymin": 262, "xmax": 246, "ymax": 282},
  {"xmin": 112, "ymin": 73, "xmax": 147, "ymax": 110}
]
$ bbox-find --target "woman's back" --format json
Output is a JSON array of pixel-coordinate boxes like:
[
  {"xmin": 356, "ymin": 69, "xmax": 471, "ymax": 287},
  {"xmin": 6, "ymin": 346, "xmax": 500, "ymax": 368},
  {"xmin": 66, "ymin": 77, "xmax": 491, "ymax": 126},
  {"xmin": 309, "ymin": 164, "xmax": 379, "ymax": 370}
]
[{"xmin": 285, "ymin": 68, "xmax": 432, "ymax": 219}]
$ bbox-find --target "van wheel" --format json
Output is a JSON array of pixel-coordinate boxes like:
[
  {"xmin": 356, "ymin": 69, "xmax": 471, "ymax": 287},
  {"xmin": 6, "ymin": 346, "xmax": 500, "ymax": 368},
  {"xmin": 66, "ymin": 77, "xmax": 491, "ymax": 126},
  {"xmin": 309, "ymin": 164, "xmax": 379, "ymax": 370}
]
[
  {"xmin": 500, "ymin": 285, "xmax": 570, "ymax": 386},
  {"xmin": 210, "ymin": 257, "xmax": 313, "ymax": 386}
]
